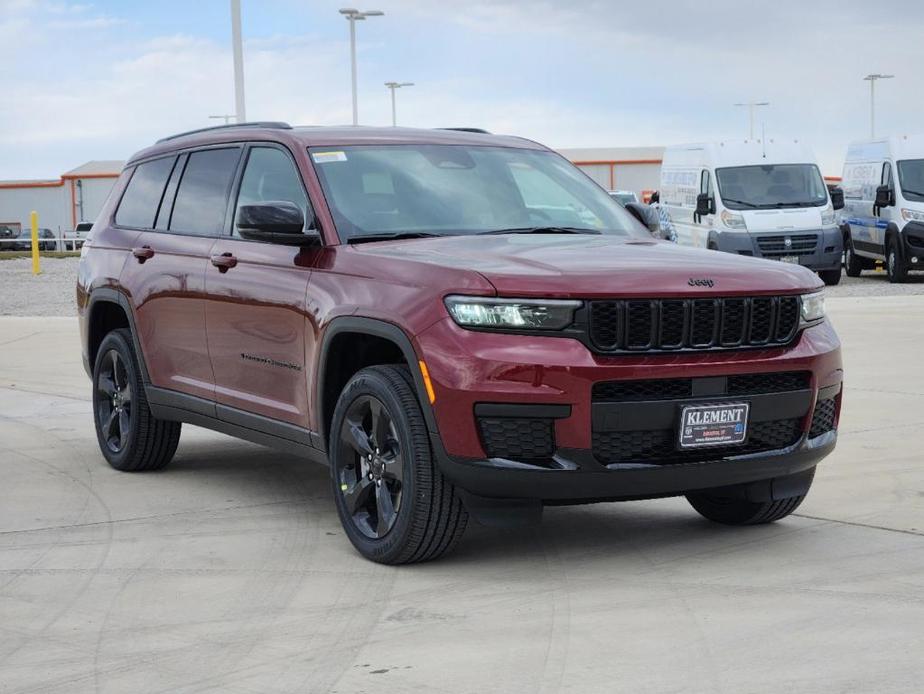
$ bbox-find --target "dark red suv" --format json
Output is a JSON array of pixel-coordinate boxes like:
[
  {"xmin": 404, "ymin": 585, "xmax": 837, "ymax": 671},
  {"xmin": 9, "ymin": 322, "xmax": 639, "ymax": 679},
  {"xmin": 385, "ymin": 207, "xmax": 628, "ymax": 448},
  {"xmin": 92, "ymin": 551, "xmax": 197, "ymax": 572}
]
[{"xmin": 78, "ymin": 123, "xmax": 842, "ymax": 563}]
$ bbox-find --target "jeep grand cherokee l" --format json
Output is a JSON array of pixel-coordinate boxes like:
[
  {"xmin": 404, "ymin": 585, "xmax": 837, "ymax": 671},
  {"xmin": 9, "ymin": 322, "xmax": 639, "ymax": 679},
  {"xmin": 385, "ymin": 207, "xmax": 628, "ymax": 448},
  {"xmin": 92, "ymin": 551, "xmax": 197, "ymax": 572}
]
[{"xmin": 77, "ymin": 123, "xmax": 842, "ymax": 564}]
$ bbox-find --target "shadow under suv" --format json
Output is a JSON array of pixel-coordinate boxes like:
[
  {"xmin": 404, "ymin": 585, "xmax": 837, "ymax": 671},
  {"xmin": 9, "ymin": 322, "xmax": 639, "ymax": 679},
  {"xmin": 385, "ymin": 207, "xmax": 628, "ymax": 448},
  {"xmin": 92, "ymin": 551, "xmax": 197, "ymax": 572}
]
[{"xmin": 78, "ymin": 123, "xmax": 843, "ymax": 563}]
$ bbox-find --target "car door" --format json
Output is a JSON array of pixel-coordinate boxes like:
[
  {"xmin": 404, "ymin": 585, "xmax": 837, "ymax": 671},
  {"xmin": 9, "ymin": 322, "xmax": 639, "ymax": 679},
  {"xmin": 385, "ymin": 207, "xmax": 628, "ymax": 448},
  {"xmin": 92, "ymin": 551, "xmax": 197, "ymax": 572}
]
[
  {"xmin": 204, "ymin": 143, "xmax": 316, "ymax": 432},
  {"xmin": 120, "ymin": 146, "xmax": 241, "ymax": 402}
]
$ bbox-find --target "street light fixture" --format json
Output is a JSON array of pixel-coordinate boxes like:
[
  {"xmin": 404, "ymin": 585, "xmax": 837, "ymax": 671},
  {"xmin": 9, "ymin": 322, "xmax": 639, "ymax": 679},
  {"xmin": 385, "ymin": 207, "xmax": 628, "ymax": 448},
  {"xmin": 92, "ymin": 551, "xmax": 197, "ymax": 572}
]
[
  {"xmin": 339, "ymin": 8, "xmax": 384, "ymax": 126},
  {"xmin": 385, "ymin": 82, "xmax": 414, "ymax": 126},
  {"xmin": 734, "ymin": 101, "xmax": 770, "ymax": 140},
  {"xmin": 863, "ymin": 74, "xmax": 894, "ymax": 138}
]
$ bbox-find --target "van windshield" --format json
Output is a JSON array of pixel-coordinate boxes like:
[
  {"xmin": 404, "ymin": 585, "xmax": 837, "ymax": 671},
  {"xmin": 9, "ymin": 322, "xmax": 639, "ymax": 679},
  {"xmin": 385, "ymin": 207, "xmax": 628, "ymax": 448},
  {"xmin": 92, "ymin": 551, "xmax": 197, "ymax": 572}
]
[
  {"xmin": 310, "ymin": 145, "xmax": 643, "ymax": 241},
  {"xmin": 897, "ymin": 160, "xmax": 924, "ymax": 202},
  {"xmin": 716, "ymin": 164, "xmax": 828, "ymax": 210}
]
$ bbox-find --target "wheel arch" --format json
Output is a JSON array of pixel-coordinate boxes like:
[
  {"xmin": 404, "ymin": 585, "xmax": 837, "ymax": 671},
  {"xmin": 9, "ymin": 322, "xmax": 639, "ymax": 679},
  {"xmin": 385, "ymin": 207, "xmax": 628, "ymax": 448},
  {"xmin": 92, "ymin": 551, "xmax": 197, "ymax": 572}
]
[
  {"xmin": 86, "ymin": 288, "xmax": 150, "ymax": 383},
  {"xmin": 885, "ymin": 222, "xmax": 904, "ymax": 259},
  {"xmin": 315, "ymin": 317, "xmax": 438, "ymax": 451}
]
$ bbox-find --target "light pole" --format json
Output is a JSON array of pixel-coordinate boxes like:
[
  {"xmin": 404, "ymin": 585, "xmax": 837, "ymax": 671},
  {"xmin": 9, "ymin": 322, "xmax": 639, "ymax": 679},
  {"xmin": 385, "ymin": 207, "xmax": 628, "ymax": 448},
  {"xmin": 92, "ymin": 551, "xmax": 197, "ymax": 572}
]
[
  {"xmin": 230, "ymin": 0, "xmax": 246, "ymax": 122},
  {"xmin": 339, "ymin": 8, "xmax": 384, "ymax": 126},
  {"xmin": 385, "ymin": 82, "xmax": 414, "ymax": 126},
  {"xmin": 863, "ymin": 74, "xmax": 893, "ymax": 138},
  {"xmin": 734, "ymin": 101, "xmax": 769, "ymax": 139},
  {"xmin": 209, "ymin": 115, "xmax": 236, "ymax": 125}
]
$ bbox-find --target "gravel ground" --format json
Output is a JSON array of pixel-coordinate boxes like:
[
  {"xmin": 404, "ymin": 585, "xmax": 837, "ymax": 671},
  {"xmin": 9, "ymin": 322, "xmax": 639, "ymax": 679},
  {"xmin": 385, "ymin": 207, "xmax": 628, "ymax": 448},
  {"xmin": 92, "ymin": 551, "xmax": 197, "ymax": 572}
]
[{"xmin": 1, "ymin": 255, "xmax": 923, "ymax": 316}]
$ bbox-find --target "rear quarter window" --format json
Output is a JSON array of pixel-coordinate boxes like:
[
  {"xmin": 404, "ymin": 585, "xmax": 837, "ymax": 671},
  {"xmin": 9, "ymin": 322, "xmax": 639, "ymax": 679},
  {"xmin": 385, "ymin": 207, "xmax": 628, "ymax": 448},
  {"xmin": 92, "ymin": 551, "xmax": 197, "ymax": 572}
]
[{"xmin": 115, "ymin": 156, "xmax": 176, "ymax": 229}]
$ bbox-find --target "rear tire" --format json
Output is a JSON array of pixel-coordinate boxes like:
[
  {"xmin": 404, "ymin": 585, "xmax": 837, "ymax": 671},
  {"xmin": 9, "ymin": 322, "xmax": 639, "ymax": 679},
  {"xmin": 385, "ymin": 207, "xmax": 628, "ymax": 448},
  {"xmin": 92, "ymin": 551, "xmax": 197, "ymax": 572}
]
[
  {"xmin": 887, "ymin": 240, "xmax": 908, "ymax": 283},
  {"xmin": 819, "ymin": 268, "xmax": 841, "ymax": 286},
  {"xmin": 686, "ymin": 469, "xmax": 814, "ymax": 525},
  {"xmin": 329, "ymin": 365, "xmax": 468, "ymax": 564},
  {"xmin": 92, "ymin": 328, "xmax": 181, "ymax": 471}
]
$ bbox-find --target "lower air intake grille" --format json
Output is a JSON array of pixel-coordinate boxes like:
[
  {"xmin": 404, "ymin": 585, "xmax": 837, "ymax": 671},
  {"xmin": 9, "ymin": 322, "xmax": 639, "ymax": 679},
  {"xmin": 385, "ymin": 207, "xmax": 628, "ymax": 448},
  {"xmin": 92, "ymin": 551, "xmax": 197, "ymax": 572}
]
[
  {"xmin": 809, "ymin": 398, "xmax": 837, "ymax": 438},
  {"xmin": 593, "ymin": 418, "xmax": 802, "ymax": 465},
  {"xmin": 477, "ymin": 417, "xmax": 555, "ymax": 461}
]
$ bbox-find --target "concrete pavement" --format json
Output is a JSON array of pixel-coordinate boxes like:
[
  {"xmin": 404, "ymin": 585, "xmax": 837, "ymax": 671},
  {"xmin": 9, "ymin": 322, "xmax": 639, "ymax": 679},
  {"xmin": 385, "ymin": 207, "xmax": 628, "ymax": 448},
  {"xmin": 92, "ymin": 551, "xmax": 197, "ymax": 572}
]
[{"xmin": 0, "ymin": 302, "xmax": 922, "ymax": 693}]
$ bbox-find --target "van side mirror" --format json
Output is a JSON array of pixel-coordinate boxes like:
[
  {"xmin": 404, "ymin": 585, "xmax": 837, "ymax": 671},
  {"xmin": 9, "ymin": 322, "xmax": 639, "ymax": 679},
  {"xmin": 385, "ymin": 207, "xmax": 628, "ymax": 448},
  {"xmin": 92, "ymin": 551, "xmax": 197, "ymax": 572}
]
[
  {"xmin": 829, "ymin": 186, "xmax": 845, "ymax": 211},
  {"xmin": 874, "ymin": 184, "xmax": 894, "ymax": 210},
  {"xmin": 695, "ymin": 193, "xmax": 714, "ymax": 218},
  {"xmin": 625, "ymin": 202, "xmax": 660, "ymax": 235},
  {"xmin": 237, "ymin": 201, "xmax": 321, "ymax": 246}
]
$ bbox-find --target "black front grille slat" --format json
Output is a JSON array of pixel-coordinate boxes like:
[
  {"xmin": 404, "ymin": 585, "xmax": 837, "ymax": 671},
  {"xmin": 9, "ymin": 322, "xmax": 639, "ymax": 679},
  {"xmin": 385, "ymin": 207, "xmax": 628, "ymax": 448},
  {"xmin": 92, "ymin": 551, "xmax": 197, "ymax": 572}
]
[
  {"xmin": 477, "ymin": 417, "xmax": 555, "ymax": 461},
  {"xmin": 726, "ymin": 371, "xmax": 810, "ymax": 395},
  {"xmin": 756, "ymin": 234, "xmax": 818, "ymax": 257},
  {"xmin": 809, "ymin": 398, "xmax": 837, "ymax": 438},
  {"xmin": 588, "ymin": 295, "xmax": 802, "ymax": 354}
]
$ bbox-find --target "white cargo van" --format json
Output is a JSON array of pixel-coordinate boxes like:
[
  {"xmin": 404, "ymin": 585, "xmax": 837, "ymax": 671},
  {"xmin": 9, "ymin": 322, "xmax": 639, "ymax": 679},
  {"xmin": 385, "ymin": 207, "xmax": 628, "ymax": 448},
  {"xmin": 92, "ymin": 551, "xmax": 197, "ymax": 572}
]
[
  {"xmin": 660, "ymin": 140, "xmax": 844, "ymax": 285},
  {"xmin": 841, "ymin": 136, "xmax": 924, "ymax": 283}
]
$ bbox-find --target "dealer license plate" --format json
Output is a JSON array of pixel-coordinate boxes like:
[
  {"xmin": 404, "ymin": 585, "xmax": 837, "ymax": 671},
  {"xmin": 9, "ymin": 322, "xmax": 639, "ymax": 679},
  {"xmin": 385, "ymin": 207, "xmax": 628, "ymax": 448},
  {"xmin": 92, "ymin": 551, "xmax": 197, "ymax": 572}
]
[{"xmin": 678, "ymin": 402, "xmax": 750, "ymax": 448}]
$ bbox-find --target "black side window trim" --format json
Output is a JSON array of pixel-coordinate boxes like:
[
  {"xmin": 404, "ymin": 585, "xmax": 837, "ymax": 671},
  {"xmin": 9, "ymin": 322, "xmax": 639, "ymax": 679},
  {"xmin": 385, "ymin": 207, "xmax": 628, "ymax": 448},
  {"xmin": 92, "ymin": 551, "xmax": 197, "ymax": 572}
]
[{"xmin": 222, "ymin": 142, "xmax": 317, "ymax": 240}]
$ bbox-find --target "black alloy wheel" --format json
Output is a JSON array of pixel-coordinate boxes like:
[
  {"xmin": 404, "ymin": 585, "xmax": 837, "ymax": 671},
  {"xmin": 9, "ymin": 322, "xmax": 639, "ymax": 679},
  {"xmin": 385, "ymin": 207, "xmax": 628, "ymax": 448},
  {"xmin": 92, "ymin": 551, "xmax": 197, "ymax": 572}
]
[
  {"xmin": 336, "ymin": 394, "xmax": 404, "ymax": 539},
  {"xmin": 96, "ymin": 349, "xmax": 133, "ymax": 453}
]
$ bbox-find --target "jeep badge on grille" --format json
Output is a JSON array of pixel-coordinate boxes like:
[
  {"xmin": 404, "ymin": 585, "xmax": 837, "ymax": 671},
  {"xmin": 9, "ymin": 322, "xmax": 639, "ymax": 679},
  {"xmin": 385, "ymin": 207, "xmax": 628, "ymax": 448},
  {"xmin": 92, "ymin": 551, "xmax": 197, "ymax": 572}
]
[{"xmin": 688, "ymin": 278, "xmax": 715, "ymax": 287}]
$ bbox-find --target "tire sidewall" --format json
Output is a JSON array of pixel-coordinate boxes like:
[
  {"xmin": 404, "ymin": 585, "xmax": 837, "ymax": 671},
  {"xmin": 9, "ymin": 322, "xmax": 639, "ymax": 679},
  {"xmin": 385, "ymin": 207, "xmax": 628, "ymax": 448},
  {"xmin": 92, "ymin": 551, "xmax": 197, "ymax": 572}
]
[
  {"xmin": 329, "ymin": 368, "xmax": 425, "ymax": 562},
  {"xmin": 92, "ymin": 330, "xmax": 142, "ymax": 468}
]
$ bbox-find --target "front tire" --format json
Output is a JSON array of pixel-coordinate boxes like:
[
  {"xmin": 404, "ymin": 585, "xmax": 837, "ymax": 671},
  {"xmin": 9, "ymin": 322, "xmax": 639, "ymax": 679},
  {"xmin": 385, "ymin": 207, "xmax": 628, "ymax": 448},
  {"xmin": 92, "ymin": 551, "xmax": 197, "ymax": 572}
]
[
  {"xmin": 844, "ymin": 233, "xmax": 864, "ymax": 277},
  {"xmin": 686, "ymin": 469, "xmax": 814, "ymax": 525},
  {"xmin": 329, "ymin": 365, "xmax": 468, "ymax": 564},
  {"xmin": 887, "ymin": 240, "xmax": 908, "ymax": 283},
  {"xmin": 92, "ymin": 328, "xmax": 181, "ymax": 471},
  {"xmin": 818, "ymin": 268, "xmax": 841, "ymax": 286}
]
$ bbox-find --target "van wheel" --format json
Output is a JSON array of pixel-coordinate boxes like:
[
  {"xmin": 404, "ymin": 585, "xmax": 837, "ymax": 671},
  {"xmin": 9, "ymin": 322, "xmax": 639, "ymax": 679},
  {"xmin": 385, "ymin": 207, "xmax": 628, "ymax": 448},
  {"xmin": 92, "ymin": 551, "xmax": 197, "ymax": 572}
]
[
  {"xmin": 92, "ymin": 329, "xmax": 181, "ymax": 471},
  {"xmin": 330, "ymin": 365, "xmax": 468, "ymax": 564},
  {"xmin": 819, "ymin": 268, "xmax": 841, "ymax": 286},
  {"xmin": 887, "ymin": 241, "xmax": 908, "ymax": 283},
  {"xmin": 844, "ymin": 234, "xmax": 864, "ymax": 277}
]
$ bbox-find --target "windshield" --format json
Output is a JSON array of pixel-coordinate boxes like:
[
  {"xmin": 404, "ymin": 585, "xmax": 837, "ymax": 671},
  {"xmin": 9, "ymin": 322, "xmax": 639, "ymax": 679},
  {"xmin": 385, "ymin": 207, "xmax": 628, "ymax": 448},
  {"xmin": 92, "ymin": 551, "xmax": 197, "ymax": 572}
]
[
  {"xmin": 310, "ymin": 145, "xmax": 643, "ymax": 241},
  {"xmin": 716, "ymin": 164, "xmax": 828, "ymax": 210},
  {"xmin": 609, "ymin": 192, "xmax": 636, "ymax": 206},
  {"xmin": 897, "ymin": 159, "xmax": 924, "ymax": 202}
]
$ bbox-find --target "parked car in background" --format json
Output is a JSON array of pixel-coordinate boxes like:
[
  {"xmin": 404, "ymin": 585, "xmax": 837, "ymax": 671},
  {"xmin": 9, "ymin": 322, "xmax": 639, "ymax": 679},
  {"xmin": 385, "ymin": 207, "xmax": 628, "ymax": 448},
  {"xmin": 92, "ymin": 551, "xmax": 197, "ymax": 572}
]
[
  {"xmin": 841, "ymin": 136, "xmax": 924, "ymax": 282},
  {"xmin": 660, "ymin": 140, "xmax": 845, "ymax": 285},
  {"xmin": 607, "ymin": 190, "xmax": 639, "ymax": 206},
  {"xmin": 0, "ymin": 225, "xmax": 16, "ymax": 249},
  {"xmin": 78, "ymin": 123, "xmax": 842, "ymax": 564},
  {"xmin": 13, "ymin": 227, "xmax": 57, "ymax": 251}
]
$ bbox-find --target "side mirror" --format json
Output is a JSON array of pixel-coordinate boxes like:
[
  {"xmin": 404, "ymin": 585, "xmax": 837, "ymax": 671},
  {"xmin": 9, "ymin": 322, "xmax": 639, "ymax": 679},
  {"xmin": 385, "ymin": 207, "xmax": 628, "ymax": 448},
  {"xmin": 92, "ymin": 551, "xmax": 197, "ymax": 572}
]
[
  {"xmin": 874, "ymin": 184, "xmax": 893, "ymax": 209},
  {"xmin": 625, "ymin": 202, "xmax": 660, "ymax": 235},
  {"xmin": 75, "ymin": 222, "xmax": 93, "ymax": 232},
  {"xmin": 829, "ymin": 186, "xmax": 845, "ymax": 211},
  {"xmin": 695, "ymin": 193, "xmax": 714, "ymax": 218},
  {"xmin": 236, "ymin": 201, "xmax": 320, "ymax": 246}
]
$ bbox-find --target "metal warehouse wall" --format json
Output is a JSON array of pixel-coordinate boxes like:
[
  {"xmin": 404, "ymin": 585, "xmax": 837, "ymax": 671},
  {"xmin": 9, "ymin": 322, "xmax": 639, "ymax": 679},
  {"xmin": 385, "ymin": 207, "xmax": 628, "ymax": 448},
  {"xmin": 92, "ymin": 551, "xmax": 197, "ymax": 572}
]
[
  {"xmin": 0, "ymin": 186, "xmax": 69, "ymax": 232},
  {"xmin": 557, "ymin": 146, "xmax": 665, "ymax": 197}
]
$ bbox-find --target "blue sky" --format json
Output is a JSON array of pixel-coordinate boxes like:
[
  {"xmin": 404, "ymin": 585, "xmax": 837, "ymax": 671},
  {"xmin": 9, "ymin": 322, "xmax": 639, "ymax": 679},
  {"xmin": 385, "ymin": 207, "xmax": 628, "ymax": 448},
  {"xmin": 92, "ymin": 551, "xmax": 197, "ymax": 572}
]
[{"xmin": 1, "ymin": 0, "xmax": 921, "ymax": 179}]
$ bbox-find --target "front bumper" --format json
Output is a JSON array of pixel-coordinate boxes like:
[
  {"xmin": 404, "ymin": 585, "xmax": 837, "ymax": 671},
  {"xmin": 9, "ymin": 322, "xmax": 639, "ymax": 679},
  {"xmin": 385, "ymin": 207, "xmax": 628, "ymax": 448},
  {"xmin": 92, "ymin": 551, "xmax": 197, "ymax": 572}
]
[
  {"xmin": 416, "ymin": 318, "xmax": 842, "ymax": 501},
  {"xmin": 712, "ymin": 228, "xmax": 843, "ymax": 271},
  {"xmin": 900, "ymin": 221, "xmax": 924, "ymax": 264}
]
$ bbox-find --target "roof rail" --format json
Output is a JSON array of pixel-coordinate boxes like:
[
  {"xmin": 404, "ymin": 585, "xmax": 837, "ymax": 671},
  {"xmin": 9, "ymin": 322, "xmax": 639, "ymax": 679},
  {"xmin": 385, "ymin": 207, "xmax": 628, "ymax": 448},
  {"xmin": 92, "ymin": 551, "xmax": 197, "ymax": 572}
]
[
  {"xmin": 437, "ymin": 127, "xmax": 491, "ymax": 134},
  {"xmin": 156, "ymin": 121, "xmax": 293, "ymax": 144}
]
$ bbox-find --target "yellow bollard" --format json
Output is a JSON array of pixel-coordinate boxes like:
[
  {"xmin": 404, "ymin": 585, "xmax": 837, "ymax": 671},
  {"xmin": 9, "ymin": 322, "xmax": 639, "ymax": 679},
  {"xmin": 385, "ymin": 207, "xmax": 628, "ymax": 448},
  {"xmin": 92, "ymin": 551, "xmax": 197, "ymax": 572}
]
[{"xmin": 30, "ymin": 211, "xmax": 40, "ymax": 275}]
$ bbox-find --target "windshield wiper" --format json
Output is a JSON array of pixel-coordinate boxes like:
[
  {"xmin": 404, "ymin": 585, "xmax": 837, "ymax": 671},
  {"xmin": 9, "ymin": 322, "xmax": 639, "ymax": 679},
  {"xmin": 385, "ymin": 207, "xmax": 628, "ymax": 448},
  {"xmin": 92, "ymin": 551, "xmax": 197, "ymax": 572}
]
[
  {"xmin": 721, "ymin": 198, "xmax": 759, "ymax": 208},
  {"xmin": 348, "ymin": 231, "xmax": 441, "ymax": 244},
  {"xmin": 477, "ymin": 226, "xmax": 602, "ymax": 235}
]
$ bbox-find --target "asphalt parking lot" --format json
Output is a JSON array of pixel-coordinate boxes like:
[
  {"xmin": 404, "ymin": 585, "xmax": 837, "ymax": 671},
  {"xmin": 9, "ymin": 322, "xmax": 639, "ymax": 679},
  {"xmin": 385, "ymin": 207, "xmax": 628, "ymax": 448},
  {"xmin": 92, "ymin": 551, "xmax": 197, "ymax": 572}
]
[{"xmin": 1, "ymin": 299, "xmax": 923, "ymax": 693}]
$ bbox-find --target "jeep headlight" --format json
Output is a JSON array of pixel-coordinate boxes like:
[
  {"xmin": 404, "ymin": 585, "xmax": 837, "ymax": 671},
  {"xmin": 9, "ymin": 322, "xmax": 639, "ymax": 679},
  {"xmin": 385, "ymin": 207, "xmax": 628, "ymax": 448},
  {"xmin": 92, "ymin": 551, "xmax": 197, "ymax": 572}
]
[
  {"xmin": 901, "ymin": 208, "xmax": 924, "ymax": 222},
  {"xmin": 721, "ymin": 209, "xmax": 746, "ymax": 230},
  {"xmin": 444, "ymin": 296, "xmax": 581, "ymax": 330},
  {"xmin": 800, "ymin": 290, "xmax": 825, "ymax": 324}
]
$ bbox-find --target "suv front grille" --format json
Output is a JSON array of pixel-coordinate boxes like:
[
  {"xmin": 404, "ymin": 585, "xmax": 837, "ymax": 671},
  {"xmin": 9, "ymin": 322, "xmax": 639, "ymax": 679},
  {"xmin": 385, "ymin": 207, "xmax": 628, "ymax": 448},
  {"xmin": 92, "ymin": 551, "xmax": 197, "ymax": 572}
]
[
  {"xmin": 593, "ymin": 418, "xmax": 802, "ymax": 466},
  {"xmin": 588, "ymin": 296, "xmax": 801, "ymax": 353},
  {"xmin": 756, "ymin": 234, "xmax": 818, "ymax": 258},
  {"xmin": 592, "ymin": 371, "xmax": 810, "ymax": 402},
  {"xmin": 809, "ymin": 398, "xmax": 837, "ymax": 438}
]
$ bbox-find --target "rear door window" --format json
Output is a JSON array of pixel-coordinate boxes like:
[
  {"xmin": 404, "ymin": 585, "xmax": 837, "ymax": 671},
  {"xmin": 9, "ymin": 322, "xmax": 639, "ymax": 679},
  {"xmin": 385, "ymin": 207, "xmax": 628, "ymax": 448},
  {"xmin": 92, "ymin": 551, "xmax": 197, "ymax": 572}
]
[
  {"xmin": 169, "ymin": 148, "xmax": 241, "ymax": 236},
  {"xmin": 115, "ymin": 156, "xmax": 177, "ymax": 229}
]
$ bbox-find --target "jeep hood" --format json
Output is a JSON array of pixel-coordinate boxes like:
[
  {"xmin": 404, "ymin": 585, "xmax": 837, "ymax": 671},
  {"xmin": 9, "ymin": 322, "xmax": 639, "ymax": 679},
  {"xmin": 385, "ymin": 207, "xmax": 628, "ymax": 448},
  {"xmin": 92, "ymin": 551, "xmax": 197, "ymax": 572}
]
[{"xmin": 354, "ymin": 234, "xmax": 822, "ymax": 297}]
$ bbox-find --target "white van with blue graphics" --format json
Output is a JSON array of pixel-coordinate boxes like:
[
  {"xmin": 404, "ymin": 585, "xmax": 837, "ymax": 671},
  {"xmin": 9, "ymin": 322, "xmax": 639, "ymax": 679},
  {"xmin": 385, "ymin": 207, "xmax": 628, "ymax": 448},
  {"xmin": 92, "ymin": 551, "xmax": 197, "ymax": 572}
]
[
  {"xmin": 660, "ymin": 140, "xmax": 844, "ymax": 285},
  {"xmin": 841, "ymin": 136, "xmax": 924, "ymax": 283}
]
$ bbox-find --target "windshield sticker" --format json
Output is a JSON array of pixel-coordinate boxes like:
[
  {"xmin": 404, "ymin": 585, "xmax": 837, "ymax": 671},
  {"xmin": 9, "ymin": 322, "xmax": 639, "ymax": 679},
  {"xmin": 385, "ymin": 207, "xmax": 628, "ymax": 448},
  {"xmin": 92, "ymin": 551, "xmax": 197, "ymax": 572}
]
[{"xmin": 312, "ymin": 151, "xmax": 348, "ymax": 164}]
